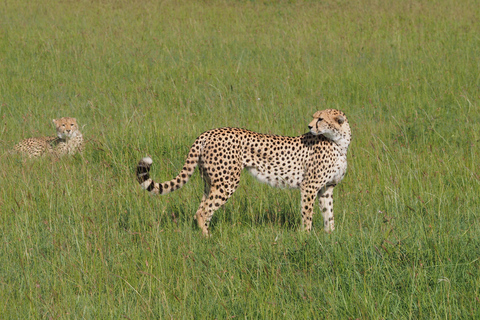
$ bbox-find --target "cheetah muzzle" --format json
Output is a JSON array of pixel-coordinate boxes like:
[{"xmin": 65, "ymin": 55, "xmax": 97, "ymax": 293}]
[{"xmin": 137, "ymin": 109, "xmax": 352, "ymax": 236}]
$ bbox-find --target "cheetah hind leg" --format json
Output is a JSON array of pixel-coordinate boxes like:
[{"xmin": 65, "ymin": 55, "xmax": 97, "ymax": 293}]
[
  {"xmin": 195, "ymin": 176, "xmax": 212, "ymax": 237},
  {"xmin": 195, "ymin": 172, "xmax": 240, "ymax": 237},
  {"xmin": 195, "ymin": 194, "xmax": 210, "ymax": 237},
  {"xmin": 195, "ymin": 185, "xmax": 232, "ymax": 237},
  {"xmin": 318, "ymin": 185, "xmax": 335, "ymax": 233}
]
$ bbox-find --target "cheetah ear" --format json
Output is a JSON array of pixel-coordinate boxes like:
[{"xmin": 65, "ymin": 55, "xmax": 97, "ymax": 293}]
[
  {"xmin": 52, "ymin": 119, "xmax": 56, "ymax": 124},
  {"xmin": 336, "ymin": 115, "xmax": 345, "ymax": 124}
]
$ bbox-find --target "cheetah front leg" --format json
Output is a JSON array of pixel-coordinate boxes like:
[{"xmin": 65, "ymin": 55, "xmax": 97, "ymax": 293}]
[
  {"xmin": 318, "ymin": 185, "xmax": 335, "ymax": 232},
  {"xmin": 300, "ymin": 185, "xmax": 318, "ymax": 232}
]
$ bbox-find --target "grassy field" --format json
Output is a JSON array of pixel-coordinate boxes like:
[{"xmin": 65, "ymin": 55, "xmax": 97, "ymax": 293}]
[{"xmin": 1, "ymin": 0, "xmax": 480, "ymax": 318}]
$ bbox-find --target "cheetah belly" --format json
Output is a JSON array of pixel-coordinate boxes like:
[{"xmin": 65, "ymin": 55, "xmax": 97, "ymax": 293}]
[{"xmin": 246, "ymin": 166, "xmax": 303, "ymax": 189}]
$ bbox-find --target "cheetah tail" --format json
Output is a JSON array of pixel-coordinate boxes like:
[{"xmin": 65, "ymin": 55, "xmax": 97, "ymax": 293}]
[{"xmin": 136, "ymin": 138, "xmax": 202, "ymax": 195}]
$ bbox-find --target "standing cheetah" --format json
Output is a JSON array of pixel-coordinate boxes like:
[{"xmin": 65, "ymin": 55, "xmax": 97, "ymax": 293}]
[
  {"xmin": 12, "ymin": 117, "xmax": 84, "ymax": 158},
  {"xmin": 137, "ymin": 109, "xmax": 351, "ymax": 236}
]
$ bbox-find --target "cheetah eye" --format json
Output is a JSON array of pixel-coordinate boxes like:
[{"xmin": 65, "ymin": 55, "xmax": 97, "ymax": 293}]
[
  {"xmin": 62, "ymin": 124, "xmax": 66, "ymax": 127},
  {"xmin": 317, "ymin": 118, "xmax": 323, "ymax": 123}
]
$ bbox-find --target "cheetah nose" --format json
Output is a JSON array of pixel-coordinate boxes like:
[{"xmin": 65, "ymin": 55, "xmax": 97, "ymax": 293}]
[{"xmin": 308, "ymin": 125, "xmax": 313, "ymax": 130}]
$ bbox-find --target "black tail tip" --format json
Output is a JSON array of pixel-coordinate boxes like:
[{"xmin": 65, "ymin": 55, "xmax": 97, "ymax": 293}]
[{"xmin": 136, "ymin": 157, "xmax": 153, "ymax": 183}]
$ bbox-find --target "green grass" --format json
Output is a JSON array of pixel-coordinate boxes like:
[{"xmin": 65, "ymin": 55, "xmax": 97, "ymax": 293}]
[{"xmin": 1, "ymin": 0, "xmax": 480, "ymax": 318}]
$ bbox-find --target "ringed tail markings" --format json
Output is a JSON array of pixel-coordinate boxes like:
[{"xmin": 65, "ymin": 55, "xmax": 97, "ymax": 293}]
[{"xmin": 136, "ymin": 137, "xmax": 203, "ymax": 195}]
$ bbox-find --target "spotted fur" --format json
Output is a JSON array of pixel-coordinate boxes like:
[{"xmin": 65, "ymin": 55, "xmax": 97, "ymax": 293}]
[
  {"xmin": 12, "ymin": 117, "xmax": 84, "ymax": 158},
  {"xmin": 137, "ymin": 109, "xmax": 351, "ymax": 236}
]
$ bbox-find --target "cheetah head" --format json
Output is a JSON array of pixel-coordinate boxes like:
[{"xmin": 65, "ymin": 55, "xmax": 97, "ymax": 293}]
[
  {"xmin": 308, "ymin": 109, "xmax": 351, "ymax": 145},
  {"xmin": 53, "ymin": 117, "xmax": 79, "ymax": 139}
]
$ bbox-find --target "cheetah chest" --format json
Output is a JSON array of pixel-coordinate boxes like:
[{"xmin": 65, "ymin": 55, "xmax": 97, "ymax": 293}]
[{"xmin": 329, "ymin": 153, "xmax": 348, "ymax": 185}]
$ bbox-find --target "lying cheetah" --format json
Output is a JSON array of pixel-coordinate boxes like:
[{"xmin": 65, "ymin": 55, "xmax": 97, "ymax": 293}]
[
  {"xmin": 12, "ymin": 117, "xmax": 84, "ymax": 158},
  {"xmin": 137, "ymin": 109, "xmax": 351, "ymax": 236}
]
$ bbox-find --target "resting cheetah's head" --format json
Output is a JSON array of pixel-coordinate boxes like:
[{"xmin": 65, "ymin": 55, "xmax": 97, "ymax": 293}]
[
  {"xmin": 53, "ymin": 117, "xmax": 79, "ymax": 139},
  {"xmin": 308, "ymin": 109, "xmax": 351, "ymax": 144}
]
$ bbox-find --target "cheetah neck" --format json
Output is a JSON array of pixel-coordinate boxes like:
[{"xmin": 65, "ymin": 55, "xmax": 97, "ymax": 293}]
[
  {"xmin": 330, "ymin": 136, "xmax": 350, "ymax": 155},
  {"xmin": 320, "ymin": 130, "xmax": 350, "ymax": 155},
  {"xmin": 63, "ymin": 131, "xmax": 82, "ymax": 142},
  {"xmin": 68, "ymin": 133, "xmax": 83, "ymax": 146}
]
